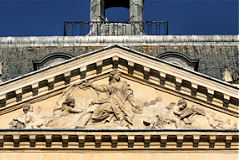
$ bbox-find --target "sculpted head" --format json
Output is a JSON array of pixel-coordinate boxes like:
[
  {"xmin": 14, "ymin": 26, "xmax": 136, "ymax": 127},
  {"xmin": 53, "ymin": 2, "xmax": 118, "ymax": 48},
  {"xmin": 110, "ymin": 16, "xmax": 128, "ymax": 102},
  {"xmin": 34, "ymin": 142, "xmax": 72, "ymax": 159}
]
[
  {"xmin": 66, "ymin": 96, "xmax": 75, "ymax": 108},
  {"xmin": 177, "ymin": 99, "xmax": 187, "ymax": 110},
  {"xmin": 155, "ymin": 96, "xmax": 162, "ymax": 102},
  {"xmin": 109, "ymin": 70, "xmax": 121, "ymax": 82},
  {"xmin": 22, "ymin": 103, "xmax": 33, "ymax": 113}
]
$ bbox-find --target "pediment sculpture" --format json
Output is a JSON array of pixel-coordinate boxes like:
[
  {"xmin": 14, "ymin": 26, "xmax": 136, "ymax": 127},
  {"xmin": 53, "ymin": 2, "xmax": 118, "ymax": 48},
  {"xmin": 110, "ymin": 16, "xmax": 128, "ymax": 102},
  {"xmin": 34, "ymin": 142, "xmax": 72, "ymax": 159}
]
[{"xmin": 9, "ymin": 70, "xmax": 237, "ymax": 130}]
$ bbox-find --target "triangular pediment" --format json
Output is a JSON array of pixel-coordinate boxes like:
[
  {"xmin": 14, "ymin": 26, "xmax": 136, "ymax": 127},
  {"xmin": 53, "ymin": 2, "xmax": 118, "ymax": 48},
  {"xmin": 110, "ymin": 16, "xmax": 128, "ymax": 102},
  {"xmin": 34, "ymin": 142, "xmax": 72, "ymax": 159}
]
[{"xmin": 0, "ymin": 45, "xmax": 238, "ymax": 130}]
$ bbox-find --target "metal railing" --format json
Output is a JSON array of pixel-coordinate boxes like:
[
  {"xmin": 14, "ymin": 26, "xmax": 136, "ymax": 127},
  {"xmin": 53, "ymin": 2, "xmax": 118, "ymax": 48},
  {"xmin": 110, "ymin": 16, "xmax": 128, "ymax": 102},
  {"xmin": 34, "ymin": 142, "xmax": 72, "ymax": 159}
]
[{"xmin": 64, "ymin": 21, "xmax": 168, "ymax": 36}]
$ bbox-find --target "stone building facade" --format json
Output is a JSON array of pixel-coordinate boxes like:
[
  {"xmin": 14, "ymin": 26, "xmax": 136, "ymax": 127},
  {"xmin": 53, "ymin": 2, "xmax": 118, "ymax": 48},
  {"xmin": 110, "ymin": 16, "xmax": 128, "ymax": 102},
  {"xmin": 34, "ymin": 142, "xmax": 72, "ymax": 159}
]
[
  {"xmin": 0, "ymin": 0, "xmax": 238, "ymax": 160},
  {"xmin": 0, "ymin": 44, "xmax": 238, "ymax": 160},
  {"xmin": 0, "ymin": 35, "xmax": 238, "ymax": 82}
]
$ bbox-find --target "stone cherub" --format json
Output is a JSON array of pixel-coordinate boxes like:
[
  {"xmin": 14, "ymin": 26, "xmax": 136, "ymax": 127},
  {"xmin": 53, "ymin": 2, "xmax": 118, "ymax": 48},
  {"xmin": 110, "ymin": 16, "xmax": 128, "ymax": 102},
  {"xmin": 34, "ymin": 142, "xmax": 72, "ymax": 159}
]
[
  {"xmin": 154, "ymin": 98, "xmax": 237, "ymax": 129},
  {"xmin": 172, "ymin": 98, "xmax": 205, "ymax": 128},
  {"xmin": 55, "ymin": 96, "xmax": 83, "ymax": 117},
  {"xmin": 9, "ymin": 103, "xmax": 45, "ymax": 129},
  {"xmin": 75, "ymin": 70, "xmax": 142, "ymax": 129},
  {"xmin": 46, "ymin": 96, "xmax": 83, "ymax": 125},
  {"xmin": 154, "ymin": 99, "xmax": 205, "ymax": 129}
]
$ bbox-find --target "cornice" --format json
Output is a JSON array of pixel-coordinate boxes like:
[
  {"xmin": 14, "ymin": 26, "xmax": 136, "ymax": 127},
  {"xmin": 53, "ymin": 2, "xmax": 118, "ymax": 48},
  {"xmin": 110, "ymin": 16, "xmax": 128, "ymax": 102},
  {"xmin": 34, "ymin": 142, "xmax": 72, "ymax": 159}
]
[
  {"xmin": 0, "ymin": 35, "xmax": 238, "ymax": 47},
  {"xmin": 0, "ymin": 46, "xmax": 238, "ymax": 117},
  {"xmin": 0, "ymin": 130, "xmax": 238, "ymax": 150}
]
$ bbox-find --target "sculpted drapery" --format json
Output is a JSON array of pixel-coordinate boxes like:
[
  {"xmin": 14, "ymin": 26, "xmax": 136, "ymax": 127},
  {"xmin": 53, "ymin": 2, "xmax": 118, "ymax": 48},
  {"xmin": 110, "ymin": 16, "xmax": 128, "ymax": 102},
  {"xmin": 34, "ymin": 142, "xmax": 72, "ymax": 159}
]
[
  {"xmin": 8, "ymin": 70, "xmax": 237, "ymax": 130},
  {"xmin": 76, "ymin": 70, "xmax": 141, "ymax": 128}
]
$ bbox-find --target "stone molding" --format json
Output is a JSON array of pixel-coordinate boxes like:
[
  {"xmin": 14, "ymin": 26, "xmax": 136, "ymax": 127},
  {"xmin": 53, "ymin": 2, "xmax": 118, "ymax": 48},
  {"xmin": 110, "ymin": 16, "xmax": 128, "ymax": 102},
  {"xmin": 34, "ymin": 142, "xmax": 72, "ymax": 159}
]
[
  {"xmin": 0, "ymin": 35, "xmax": 238, "ymax": 47},
  {"xmin": 0, "ymin": 46, "xmax": 238, "ymax": 117},
  {"xmin": 0, "ymin": 130, "xmax": 238, "ymax": 150}
]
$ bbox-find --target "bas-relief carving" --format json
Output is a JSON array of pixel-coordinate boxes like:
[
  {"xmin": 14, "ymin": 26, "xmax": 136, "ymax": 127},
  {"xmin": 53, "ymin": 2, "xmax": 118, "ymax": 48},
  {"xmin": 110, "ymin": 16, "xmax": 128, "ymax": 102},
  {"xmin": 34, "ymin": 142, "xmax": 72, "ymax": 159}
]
[
  {"xmin": 9, "ymin": 70, "xmax": 237, "ymax": 130},
  {"xmin": 75, "ymin": 70, "xmax": 143, "ymax": 129},
  {"xmin": 141, "ymin": 98, "xmax": 237, "ymax": 129},
  {"xmin": 9, "ymin": 103, "xmax": 45, "ymax": 129}
]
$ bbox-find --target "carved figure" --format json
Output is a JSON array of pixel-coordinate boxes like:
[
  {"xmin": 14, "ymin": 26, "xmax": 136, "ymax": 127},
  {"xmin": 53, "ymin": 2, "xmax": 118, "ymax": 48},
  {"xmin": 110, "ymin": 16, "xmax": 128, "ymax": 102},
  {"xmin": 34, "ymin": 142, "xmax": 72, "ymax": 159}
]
[
  {"xmin": 152, "ymin": 99, "xmax": 206, "ymax": 129},
  {"xmin": 56, "ymin": 96, "xmax": 82, "ymax": 116},
  {"xmin": 172, "ymin": 99, "xmax": 205, "ymax": 128},
  {"xmin": 206, "ymin": 112, "xmax": 237, "ymax": 129},
  {"xmin": 9, "ymin": 115, "xmax": 26, "ymax": 129},
  {"xmin": 222, "ymin": 66, "xmax": 233, "ymax": 83},
  {"xmin": 139, "ymin": 97, "xmax": 163, "ymax": 129},
  {"xmin": 9, "ymin": 103, "xmax": 45, "ymax": 129},
  {"xmin": 172, "ymin": 99, "xmax": 194, "ymax": 127},
  {"xmin": 9, "ymin": 72, "xmax": 237, "ymax": 130},
  {"xmin": 76, "ymin": 70, "xmax": 142, "ymax": 128},
  {"xmin": 154, "ymin": 102, "xmax": 177, "ymax": 129},
  {"xmin": 47, "ymin": 96, "xmax": 82, "ymax": 125}
]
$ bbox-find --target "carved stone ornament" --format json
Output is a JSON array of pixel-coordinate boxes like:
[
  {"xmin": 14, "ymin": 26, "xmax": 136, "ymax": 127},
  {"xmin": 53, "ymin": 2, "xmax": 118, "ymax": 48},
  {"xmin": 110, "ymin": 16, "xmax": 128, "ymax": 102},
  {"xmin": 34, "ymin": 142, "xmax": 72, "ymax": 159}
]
[
  {"xmin": 222, "ymin": 66, "xmax": 233, "ymax": 83},
  {"xmin": 9, "ymin": 70, "xmax": 237, "ymax": 129},
  {"xmin": 9, "ymin": 103, "xmax": 45, "ymax": 129}
]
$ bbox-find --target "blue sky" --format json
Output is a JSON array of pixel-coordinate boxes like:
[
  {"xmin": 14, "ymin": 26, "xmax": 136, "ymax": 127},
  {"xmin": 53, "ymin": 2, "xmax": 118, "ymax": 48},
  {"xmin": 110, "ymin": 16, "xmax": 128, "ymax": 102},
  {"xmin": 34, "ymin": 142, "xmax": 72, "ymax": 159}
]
[{"xmin": 0, "ymin": 0, "xmax": 238, "ymax": 36}]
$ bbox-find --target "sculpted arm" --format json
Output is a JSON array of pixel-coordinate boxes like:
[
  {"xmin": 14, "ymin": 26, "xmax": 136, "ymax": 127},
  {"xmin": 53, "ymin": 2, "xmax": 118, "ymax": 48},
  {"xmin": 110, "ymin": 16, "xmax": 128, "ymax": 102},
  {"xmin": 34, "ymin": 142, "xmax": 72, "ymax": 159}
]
[
  {"xmin": 61, "ymin": 104, "xmax": 82, "ymax": 114},
  {"xmin": 24, "ymin": 114, "xmax": 31, "ymax": 123},
  {"xmin": 124, "ymin": 83, "xmax": 142, "ymax": 112},
  {"xmin": 90, "ymin": 83, "xmax": 107, "ymax": 92},
  {"xmin": 173, "ymin": 106, "xmax": 181, "ymax": 116},
  {"xmin": 68, "ymin": 107, "xmax": 83, "ymax": 113},
  {"xmin": 128, "ymin": 96, "xmax": 140, "ymax": 109}
]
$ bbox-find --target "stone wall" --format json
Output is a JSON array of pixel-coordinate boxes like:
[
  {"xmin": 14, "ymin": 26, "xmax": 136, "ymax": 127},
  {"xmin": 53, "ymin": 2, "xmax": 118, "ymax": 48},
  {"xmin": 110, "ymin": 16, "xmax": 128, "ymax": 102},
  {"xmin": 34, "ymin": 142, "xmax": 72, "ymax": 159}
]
[
  {"xmin": 0, "ymin": 151, "xmax": 238, "ymax": 160},
  {"xmin": 0, "ymin": 35, "xmax": 238, "ymax": 82}
]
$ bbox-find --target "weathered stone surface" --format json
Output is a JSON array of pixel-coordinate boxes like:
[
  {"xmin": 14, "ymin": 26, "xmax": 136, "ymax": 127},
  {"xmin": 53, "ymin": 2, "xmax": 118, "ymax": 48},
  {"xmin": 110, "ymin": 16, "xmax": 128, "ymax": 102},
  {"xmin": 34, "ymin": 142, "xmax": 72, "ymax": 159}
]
[
  {"xmin": 4, "ymin": 71, "xmax": 238, "ymax": 130},
  {"xmin": 0, "ymin": 46, "xmax": 237, "ymax": 130},
  {"xmin": 0, "ymin": 45, "xmax": 238, "ymax": 159},
  {"xmin": 89, "ymin": 0, "xmax": 144, "ymax": 35},
  {"xmin": 0, "ymin": 151, "xmax": 238, "ymax": 160},
  {"xmin": 0, "ymin": 36, "xmax": 238, "ymax": 82},
  {"xmin": 130, "ymin": 0, "xmax": 144, "ymax": 21}
]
